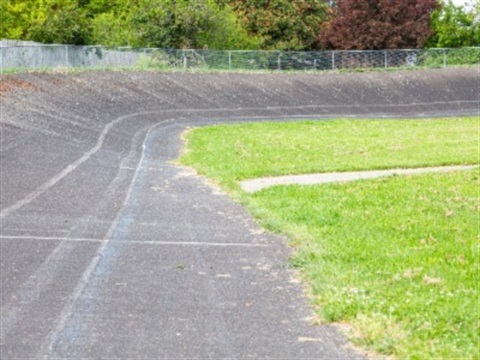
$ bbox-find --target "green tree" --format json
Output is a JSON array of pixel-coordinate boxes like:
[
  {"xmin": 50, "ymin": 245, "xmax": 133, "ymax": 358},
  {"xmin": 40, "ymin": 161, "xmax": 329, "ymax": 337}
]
[
  {"xmin": 0, "ymin": 1, "xmax": 16, "ymax": 39},
  {"xmin": 28, "ymin": 1, "xmax": 90, "ymax": 45},
  {"xmin": 90, "ymin": 0, "xmax": 258, "ymax": 49},
  {"xmin": 1, "ymin": 0, "xmax": 41, "ymax": 40},
  {"xmin": 224, "ymin": 0, "xmax": 329, "ymax": 50},
  {"xmin": 1, "ymin": 0, "xmax": 91, "ymax": 45},
  {"xmin": 127, "ymin": 0, "xmax": 257, "ymax": 49},
  {"xmin": 89, "ymin": 0, "xmax": 136, "ymax": 46},
  {"xmin": 427, "ymin": 0, "xmax": 479, "ymax": 47}
]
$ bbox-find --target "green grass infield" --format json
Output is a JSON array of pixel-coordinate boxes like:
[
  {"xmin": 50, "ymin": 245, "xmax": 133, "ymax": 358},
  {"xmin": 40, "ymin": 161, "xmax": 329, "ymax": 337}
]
[{"xmin": 179, "ymin": 117, "xmax": 479, "ymax": 358}]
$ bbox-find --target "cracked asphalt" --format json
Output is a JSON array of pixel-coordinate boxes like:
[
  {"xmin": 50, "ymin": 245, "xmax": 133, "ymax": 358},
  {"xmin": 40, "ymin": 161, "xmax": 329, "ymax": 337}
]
[{"xmin": 1, "ymin": 68, "xmax": 478, "ymax": 359}]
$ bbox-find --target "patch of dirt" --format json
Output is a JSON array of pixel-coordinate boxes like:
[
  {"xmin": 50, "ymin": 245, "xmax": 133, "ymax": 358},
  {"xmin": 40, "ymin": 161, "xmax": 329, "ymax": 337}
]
[
  {"xmin": 0, "ymin": 76, "xmax": 39, "ymax": 96},
  {"xmin": 35, "ymin": 72, "xmax": 68, "ymax": 86}
]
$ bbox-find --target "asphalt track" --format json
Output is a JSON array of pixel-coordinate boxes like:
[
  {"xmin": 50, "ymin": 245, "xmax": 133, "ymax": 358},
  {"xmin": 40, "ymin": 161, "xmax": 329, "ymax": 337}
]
[{"xmin": 1, "ymin": 68, "xmax": 479, "ymax": 359}]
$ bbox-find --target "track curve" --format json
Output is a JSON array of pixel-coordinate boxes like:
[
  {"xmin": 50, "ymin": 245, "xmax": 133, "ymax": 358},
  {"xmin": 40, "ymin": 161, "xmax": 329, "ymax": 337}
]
[{"xmin": 0, "ymin": 68, "xmax": 478, "ymax": 359}]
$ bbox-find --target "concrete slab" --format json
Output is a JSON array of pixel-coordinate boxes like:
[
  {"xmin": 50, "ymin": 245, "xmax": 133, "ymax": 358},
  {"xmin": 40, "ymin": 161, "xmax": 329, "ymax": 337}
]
[{"xmin": 240, "ymin": 165, "xmax": 479, "ymax": 193}]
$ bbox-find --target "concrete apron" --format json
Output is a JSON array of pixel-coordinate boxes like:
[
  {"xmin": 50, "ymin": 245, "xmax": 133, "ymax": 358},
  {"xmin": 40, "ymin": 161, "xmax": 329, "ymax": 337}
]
[{"xmin": 240, "ymin": 165, "xmax": 479, "ymax": 193}]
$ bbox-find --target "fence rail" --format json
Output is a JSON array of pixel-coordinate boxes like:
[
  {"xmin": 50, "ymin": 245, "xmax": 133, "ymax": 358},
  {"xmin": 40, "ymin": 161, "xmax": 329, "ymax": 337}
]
[{"xmin": 1, "ymin": 44, "xmax": 479, "ymax": 73}]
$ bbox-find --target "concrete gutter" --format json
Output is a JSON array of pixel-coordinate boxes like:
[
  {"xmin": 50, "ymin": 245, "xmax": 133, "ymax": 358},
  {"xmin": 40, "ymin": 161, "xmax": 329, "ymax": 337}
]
[{"xmin": 240, "ymin": 165, "xmax": 479, "ymax": 193}]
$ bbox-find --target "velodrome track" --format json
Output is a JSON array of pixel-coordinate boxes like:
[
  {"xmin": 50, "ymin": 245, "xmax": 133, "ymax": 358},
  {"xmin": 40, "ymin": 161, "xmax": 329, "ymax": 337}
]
[{"xmin": 1, "ymin": 68, "xmax": 478, "ymax": 358}]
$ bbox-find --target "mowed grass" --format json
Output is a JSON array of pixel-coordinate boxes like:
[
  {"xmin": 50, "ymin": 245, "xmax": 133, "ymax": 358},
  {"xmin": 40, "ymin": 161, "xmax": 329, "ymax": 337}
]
[
  {"xmin": 247, "ymin": 171, "xmax": 479, "ymax": 358},
  {"xmin": 179, "ymin": 117, "xmax": 479, "ymax": 358},
  {"xmin": 181, "ymin": 117, "xmax": 478, "ymax": 192}
]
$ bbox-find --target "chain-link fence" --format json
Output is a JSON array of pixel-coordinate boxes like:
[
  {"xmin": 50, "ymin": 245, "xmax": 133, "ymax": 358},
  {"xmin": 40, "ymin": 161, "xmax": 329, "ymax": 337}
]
[{"xmin": 1, "ymin": 43, "xmax": 479, "ymax": 73}]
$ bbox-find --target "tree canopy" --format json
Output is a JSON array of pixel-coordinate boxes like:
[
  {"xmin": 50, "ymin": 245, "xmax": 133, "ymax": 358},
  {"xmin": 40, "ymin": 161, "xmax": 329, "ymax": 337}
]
[
  {"xmin": 224, "ymin": 0, "xmax": 329, "ymax": 50},
  {"xmin": 1, "ymin": 0, "xmax": 477, "ymax": 50},
  {"xmin": 1, "ymin": 0, "xmax": 90, "ymax": 45},
  {"xmin": 427, "ymin": 0, "xmax": 480, "ymax": 47},
  {"xmin": 90, "ymin": 0, "xmax": 259, "ymax": 49},
  {"xmin": 1, "ymin": 0, "xmax": 258, "ymax": 49},
  {"xmin": 317, "ymin": 0, "xmax": 440, "ymax": 50}
]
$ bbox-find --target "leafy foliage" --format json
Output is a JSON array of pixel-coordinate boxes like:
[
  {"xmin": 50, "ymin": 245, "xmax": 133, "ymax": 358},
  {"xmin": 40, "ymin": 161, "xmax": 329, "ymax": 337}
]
[
  {"xmin": 28, "ymin": 2, "xmax": 90, "ymax": 45},
  {"xmin": 225, "ymin": 0, "xmax": 329, "ymax": 50},
  {"xmin": 1, "ymin": 0, "xmax": 477, "ymax": 50},
  {"xmin": 1, "ymin": 0, "xmax": 257, "ymax": 49},
  {"xmin": 317, "ymin": 0, "xmax": 440, "ymax": 50},
  {"xmin": 126, "ymin": 0, "xmax": 257, "ymax": 49},
  {"xmin": 2, "ymin": 0, "xmax": 90, "ymax": 45},
  {"xmin": 427, "ymin": 0, "xmax": 480, "ymax": 47}
]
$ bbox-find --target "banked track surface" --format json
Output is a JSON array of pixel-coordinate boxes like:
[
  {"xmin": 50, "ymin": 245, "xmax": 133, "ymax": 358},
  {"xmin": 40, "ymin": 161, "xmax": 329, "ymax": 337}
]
[{"xmin": 0, "ymin": 68, "xmax": 478, "ymax": 359}]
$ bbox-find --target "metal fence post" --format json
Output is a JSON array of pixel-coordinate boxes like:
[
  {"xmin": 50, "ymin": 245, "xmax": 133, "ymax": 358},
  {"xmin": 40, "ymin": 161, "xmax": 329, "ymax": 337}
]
[
  {"xmin": 4, "ymin": 45, "xmax": 476, "ymax": 73},
  {"xmin": 65, "ymin": 45, "xmax": 69, "ymax": 68}
]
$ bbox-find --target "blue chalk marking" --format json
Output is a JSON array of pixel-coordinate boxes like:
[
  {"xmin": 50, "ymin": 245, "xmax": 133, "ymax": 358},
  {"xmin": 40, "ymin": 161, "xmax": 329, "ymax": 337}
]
[{"xmin": 50, "ymin": 123, "xmax": 164, "ymax": 355}]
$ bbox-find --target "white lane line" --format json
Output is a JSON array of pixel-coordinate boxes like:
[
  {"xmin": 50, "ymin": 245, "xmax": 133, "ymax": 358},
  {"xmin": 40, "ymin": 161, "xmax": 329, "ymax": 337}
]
[
  {"xmin": 0, "ymin": 111, "xmax": 169, "ymax": 219},
  {"xmin": 0, "ymin": 235, "xmax": 269, "ymax": 247},
  {"xmin": 37, "ymin": 122, "xmax": 168, "ymax": 357},
  {"xmin": 240, "ymin": 165, "xmax": 479, "ymax": 193},
  {"xmin": 153, "ymin": 100, "xmax": 480, "ymax": 112},
  {"xmin": 2, "ymin": 101, "xmax": 477, "ymax": 219},
  {"xmin": 0, "ymin": 235, "xmax": 105, "ymax": 243}
]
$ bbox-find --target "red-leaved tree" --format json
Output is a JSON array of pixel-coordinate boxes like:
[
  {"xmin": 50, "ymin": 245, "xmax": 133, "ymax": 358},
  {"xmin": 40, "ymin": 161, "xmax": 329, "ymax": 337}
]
[{"xmin": 317, "ymin": 0, "xmax": 440, "ymax": 50}]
